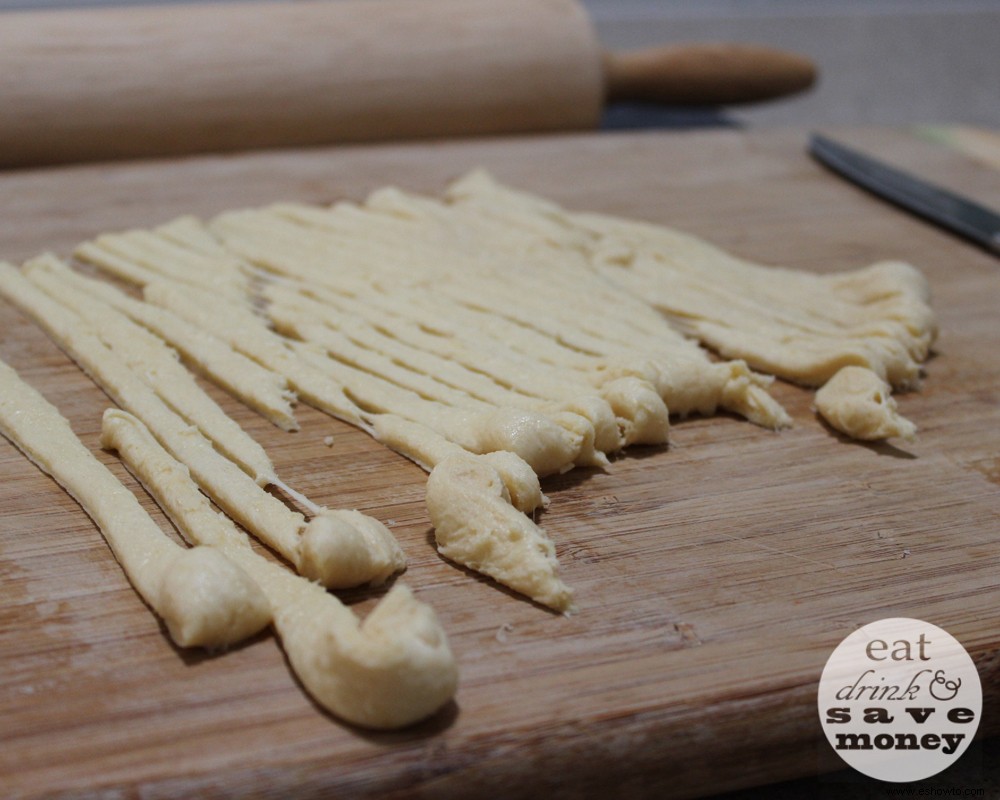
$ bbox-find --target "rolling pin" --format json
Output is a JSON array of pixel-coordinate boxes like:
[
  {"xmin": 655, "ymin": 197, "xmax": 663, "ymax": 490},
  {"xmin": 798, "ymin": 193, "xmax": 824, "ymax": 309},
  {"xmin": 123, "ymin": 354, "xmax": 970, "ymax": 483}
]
[{"xmin": 0, "ymin": 0, "xmax": 816, "ymax": 168}]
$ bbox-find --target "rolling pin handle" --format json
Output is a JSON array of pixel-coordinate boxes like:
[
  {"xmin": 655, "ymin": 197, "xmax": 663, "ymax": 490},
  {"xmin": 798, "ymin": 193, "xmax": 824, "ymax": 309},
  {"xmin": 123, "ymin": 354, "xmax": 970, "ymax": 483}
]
[{"xmin": 603, "ymin": 43, "xmax": 817, "ymax": 107}]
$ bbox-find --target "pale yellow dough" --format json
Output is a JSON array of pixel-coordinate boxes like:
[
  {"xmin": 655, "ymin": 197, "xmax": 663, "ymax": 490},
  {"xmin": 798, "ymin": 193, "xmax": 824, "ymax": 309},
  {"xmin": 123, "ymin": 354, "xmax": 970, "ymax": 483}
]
[
  {"xmin": 101, "ymin": 409, "xmax": 456, "ymax": 729},
  {"xmin": 37, "ymin": 256, "xmax": 298, "ymax": 432},
  {"xmin": 0, "ymin": 261, "xmax": 405, "ymax": 590},
  {"xmin": 444, "ymin": 170, "xmax": 937, "ymax": 392},
  {"xmin": 24, "ymin": 254, "xmax": 277, "ymax": 483},
  {"xmin": 815, "ymin": 366, "xmax": 917, "ymax": 441},
  {"xmin": 426, "ymin": 452, "xmax": 570, "ymax": 612},
  {"xmin": 62, "ymin": 170, "xmax": 937, "ymax": 611},
  {"xmin": 0, "ymin": 354, "xmax": 270, "ymax": 649}
]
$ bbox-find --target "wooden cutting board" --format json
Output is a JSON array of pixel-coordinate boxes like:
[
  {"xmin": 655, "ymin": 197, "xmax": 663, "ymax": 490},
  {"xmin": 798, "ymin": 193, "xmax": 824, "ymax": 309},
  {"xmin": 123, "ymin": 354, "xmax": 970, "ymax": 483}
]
[{"xmin": 1, "ymin": 129, "xmax": 999, "ymax": 799}]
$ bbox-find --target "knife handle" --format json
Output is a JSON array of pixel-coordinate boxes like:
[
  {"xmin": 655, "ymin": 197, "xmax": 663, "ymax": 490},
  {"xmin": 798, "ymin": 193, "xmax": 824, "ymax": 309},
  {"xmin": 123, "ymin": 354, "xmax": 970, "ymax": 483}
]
[{"xmin": 604, "ymin": 43, "xmax": 817, "ymax": 106}]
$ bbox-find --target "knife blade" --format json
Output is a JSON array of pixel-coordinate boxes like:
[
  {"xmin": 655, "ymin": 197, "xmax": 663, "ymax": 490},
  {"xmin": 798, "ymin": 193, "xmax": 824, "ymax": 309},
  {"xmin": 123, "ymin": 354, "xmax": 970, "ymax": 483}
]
[{"xmin": 809, "ymin": 133, "xmax": 1000, "ymax": 257}]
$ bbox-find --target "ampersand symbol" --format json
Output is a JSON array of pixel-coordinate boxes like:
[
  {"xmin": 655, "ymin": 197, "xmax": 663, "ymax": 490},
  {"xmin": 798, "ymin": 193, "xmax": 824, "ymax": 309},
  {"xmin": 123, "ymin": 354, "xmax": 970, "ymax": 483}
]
[{"xmin": 929, "ymin": 670, "xmax": 961, "ymax": 701}]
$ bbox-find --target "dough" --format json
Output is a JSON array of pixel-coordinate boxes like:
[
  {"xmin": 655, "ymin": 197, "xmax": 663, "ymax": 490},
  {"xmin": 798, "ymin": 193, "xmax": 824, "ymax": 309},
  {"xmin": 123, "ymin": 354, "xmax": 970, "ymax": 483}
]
[
  {"xmin": 426, "ymin": 452, "xmax": 571, "ymax": 612},
  {"xmin": 36, "ymin": 256, "xmax": 298, "ymax": 432},
  {"xmin": 71, "ymin": 192, "xmax": 787, "ymax": 608},
  {"xmin": 24, "ymin": 253, "xmax": 278, "ymax": 483},
  {"xmin": 102, "ymin": 408, "xmax": 455, "ymax": 728},
  {"xmin": 0, "ymin": 354, "xmax": 270, "ymax": 649},
  {"xmin": 0, "ymin": 262, "xmax": 404, "ymax": 590},
  {"xmin": 61, "ymin": 170, "xmax": 937, "ymax": 610},
  {"xmin": 815, "ymin": 366, "xmax": 917, "ymax": 441},
  {"xmin": 444, "ymin": 170, "xmax": 936, "ymax": 391}
]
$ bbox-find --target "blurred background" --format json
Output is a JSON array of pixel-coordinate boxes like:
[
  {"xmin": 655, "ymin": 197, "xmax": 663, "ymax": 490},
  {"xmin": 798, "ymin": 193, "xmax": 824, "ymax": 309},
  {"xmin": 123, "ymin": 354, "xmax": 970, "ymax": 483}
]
[
  {"xmin": 585, "ymin": 0, "xmax": 1000, "ymax": 128},
  {"xmin": 2, "ymin": 0, "xmax": 998, "ymax": 129}
]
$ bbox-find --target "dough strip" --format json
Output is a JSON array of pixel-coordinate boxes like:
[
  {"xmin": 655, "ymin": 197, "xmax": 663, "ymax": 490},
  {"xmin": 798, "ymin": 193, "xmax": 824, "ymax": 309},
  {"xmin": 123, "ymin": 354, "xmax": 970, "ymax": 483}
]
[
  {"xmin": 0, "ymin": 262, "xmax": 404, "ymax": 588},
  {"xmin": 0, "ymin": 355, "xmax": 271, "ymax": 650},
  {"xmin": 100, "ymin": 408, "xmax": 458, "ymax": 729},
  {"xmin": 37, "ymin": 257, "xmax": 298, "ymax": 431}
]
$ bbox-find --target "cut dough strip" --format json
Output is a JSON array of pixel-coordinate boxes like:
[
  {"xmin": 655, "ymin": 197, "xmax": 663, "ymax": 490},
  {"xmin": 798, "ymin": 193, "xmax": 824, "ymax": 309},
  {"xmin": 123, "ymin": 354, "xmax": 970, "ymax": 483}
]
[
  {"xmin": 814, "ymin": 366, "xmax": 917, "ymax": 441},
  {"xmin": 62, "ymin": 170, "xmax": 936, "ymax": 611},
  {"xmin": 35, "ymin": 256, "xmax": 298, "ymax": 432},
  {"xmin": 77, "ymin": 202, "xmax": 785, "ymax": 438},
  {"xmin": 23, "ymin": 253, "xmax": 278, "ymax": 484},
  {"xmin": 66, "ymin": 185, "xmax": 793, "ymax": 610},
  {"xmin": 141, "ymin": 279, "xmax": 368, "ymax": 429},
  {"xmin": 0, "ymin": 354, "xmax": 271, "ymax": 650},
  {"xmin": 142, "ymin": 277, "xmax": 596, "ymax": 476},
  {"xmin": 262, "ymin": 285, "xmax": 668, "ymax": 456},
  {"xmin": 262, "ymin": 280, "xmax": 630, "ymax": 453},
  {"xmin": 426, "ymin": 451, "xmax": 573, "ymax": 612},
  {"xmin": 0, "ymin": 262, "xmax": 404, "ymax": 589},
  {"xmin": 444, "ymin": 171, "xmax": 937, "ymax": 391},
  {"xmin": 82, "ymin": 223, "xmax": 249, "ymax": 297},
  {"xmin": 101, "ymin": 408, "xmax": 457, "ymax": 729},
  {"xmin": 288, "ymin": 334, "xmax": 590, "ymax": 476},
  {"xmin": 211, "ymin": 196, "xmax": 788, "ymax": 430},
  {"xmin": 74, "ymin": 233, "xmax": 583, "ymax": 606}
]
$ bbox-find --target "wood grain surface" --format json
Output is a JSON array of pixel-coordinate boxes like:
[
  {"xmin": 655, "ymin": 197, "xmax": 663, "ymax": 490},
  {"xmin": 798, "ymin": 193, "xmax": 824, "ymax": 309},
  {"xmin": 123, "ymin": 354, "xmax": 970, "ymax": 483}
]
[{"xmin": 1, "ymin": 129, "xmax": 999, "ymax": 799}]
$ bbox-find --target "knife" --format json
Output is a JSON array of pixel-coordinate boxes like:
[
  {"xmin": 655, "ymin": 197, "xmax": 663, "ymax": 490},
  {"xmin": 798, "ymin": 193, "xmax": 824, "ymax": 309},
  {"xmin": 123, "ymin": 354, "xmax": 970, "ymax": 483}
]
[{"xmin": 809, "ymin": 133, "xmax": 1000, "ymax": 257}]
